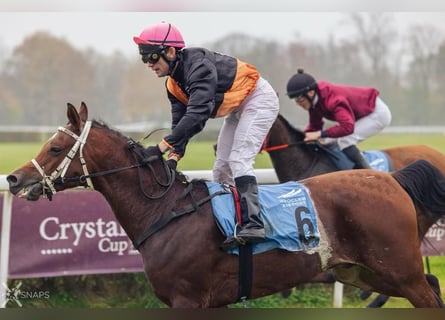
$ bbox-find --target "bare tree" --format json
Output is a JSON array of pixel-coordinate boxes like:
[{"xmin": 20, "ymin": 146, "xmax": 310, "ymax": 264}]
[
  {"xmin": 405, "ymin": 24, "xmax": 442, "ymax": 92},
  {"xmin": 345, "ymin": 12, "xmax": 397, "ymax": 84},
  {"xmin": 9, "ymin": 31, "xmax": 96, "ymax": 125},
  {"xmin": 403, "ymin": 24, "xmax": 444, "ymax": 124}
]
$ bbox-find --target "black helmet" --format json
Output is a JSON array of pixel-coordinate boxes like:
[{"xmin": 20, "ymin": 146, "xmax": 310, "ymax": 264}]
[{"xmin": 286, "ymin": 68, "xmax": 317, "ymax": 99}]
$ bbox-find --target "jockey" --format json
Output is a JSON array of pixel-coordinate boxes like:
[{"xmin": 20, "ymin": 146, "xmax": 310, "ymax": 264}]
[
  {"xmin": 286, "ymin": 68, "xmax": 392, "ymax": 169},
  {"xmin": 133, "ymin": 21, "xmax": 279, "ymax": 245}
]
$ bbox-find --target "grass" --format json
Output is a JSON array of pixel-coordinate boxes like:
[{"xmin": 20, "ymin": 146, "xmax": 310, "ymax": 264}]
[
  {"xmin": 1, "ymin": 133, "xmax": 445, "ymax": 308},
  {"xmin": 3, "ymin": 132, "xmax": 445, "ymax": 173}
]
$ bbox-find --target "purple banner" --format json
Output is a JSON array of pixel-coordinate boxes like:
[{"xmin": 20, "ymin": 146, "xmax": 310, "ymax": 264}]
[
  {"xmin": 1, "ymin": 191, "xmax": 444, "ymax": 279},
  {"xmin": 421, "ymin": 217, "xmax": 445, "ymax": 256},
  {"xmin": 1, "ymin": 190, "xmax": 143, "ymax": 279}
]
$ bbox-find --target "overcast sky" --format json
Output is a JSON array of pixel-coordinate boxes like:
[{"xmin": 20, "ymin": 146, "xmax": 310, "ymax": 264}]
[{"xmin": 1, "ymin": 11, "xmax": 445, "ymax": 59}]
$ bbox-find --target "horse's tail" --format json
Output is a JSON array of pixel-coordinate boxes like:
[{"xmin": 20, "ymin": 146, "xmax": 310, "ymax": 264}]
[{"xmin": 392, "ymin": 159, "xmax": 445, "ymax": 224}]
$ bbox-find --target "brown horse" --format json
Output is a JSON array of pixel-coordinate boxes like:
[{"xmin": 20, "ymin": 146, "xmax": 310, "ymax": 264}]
[
  {"xmin": 264, "ymin": 114, "xmax": 445, "ymax": 238},
  {"xmin": 263, "ymin": 113, "xmax": 445, "ymax": 306},
  {"xmin": 264, "ymin": 114, "xmax": 445, "ymax": 182},
  {"xmin": 6, "ymin": 102, "xmax": 445, "ymax": 308}
]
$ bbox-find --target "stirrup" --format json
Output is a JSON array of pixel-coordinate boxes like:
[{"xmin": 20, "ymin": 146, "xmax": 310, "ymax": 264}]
[
  {"xmin": 219, "ymin": 224, "xmax": 247, "ymax": 251},
  {"xmin": 220, "ymin": 237, "xmax": 239, "ymax": 251},
  {"xmin": 233, "ymin": 223, "xmax": 247, "ymax": 245}
]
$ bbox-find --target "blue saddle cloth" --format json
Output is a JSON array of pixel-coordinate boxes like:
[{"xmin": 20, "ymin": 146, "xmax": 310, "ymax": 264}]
[
  {"xmin": 328, "ymin": 148, "xmax": 393, "ymax": 172},
  {"xmin": 206, "ymin": 181, "xmax": 320, "ymax": 255}
]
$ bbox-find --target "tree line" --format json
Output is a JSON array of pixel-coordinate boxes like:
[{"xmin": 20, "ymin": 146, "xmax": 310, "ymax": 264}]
[{"xmin": 0, "ymin": 13, "xmax": 444, "ymax": 129}]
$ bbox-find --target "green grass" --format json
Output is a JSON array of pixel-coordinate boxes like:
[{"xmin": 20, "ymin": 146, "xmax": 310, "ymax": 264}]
[
  {"xmin": 359, "ymin": 133, "xmax": 445, "ymax": 153},
  {"xmin": 2, "ymin": 133, "xmax": 445, "ymax": 174},
  {"xmin": 2, "ymin": 134, "xmax": 445, "ymax": 308},
  {"xmin": 0, "ymin": 141, "xmax": 273, "ymax": 174}
]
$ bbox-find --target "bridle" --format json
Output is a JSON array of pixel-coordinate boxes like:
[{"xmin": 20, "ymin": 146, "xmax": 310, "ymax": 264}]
[
  {"xmin": 31, "ymin": 121, "xmax": 176, "ymax": 201},
  {"xmin": 31, "ymin": 121, "xmax": 94, "ymax": 199}
]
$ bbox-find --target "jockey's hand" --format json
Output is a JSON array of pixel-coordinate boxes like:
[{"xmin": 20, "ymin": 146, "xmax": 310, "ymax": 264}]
[
  {"xmin": 304, "ymin": 131, "xmax": 322, "ymax": 142},
  {"xmin": 142, "ymin": 145, "xmax": 163, "ymax": 161}
]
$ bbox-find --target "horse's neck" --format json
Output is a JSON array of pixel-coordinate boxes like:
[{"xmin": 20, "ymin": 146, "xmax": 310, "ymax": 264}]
[
  {"xmin": 269, "ymin": 143, "xmax": 336, "ymax": 181},
  {"xmin": 90, "ymin": 160, "xmax": 174, "ymax": 241}
]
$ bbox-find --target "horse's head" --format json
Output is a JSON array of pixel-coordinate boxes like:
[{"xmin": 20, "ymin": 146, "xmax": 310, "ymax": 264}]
[
  {"xmin": 263, "ymin": 113, "xmax": 340, "ymax": 181},
  {"xmin": 7, "ymin": 102, "xmax": 93, "ymax": 200},
  {"xmin": 8, "ymin": 102, "xmax": 179, "ymax": 202}
]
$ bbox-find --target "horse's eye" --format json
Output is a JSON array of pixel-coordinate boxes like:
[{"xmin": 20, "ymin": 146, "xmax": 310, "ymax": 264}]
[{"xmin": 49, "ymin": 146, "xmax": 63, "ymax": 155}]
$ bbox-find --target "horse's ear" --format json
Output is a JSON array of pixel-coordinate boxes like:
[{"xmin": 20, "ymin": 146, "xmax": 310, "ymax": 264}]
[
  {"xmin": 79, "ymin": 101, "xmax": 88, "ymax": 122},
  {"xmin": 67, "ymin": 102, "xmax": 81, "ymax": 131}
]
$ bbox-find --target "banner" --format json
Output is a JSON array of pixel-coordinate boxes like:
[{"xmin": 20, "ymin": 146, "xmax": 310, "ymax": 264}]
[
  {"xmin": 1, "ymin": 190, "xmax": 143, "ymax": 279},
  {"xmin": 1, "ymin": 190, "xmax": 444, "ymax": 279},
  {"xmin": 421, "ymin": 217, "xmax": 445, "ymax": 256}
]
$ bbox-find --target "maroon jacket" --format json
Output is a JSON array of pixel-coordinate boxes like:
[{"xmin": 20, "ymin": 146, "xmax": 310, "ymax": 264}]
[{"xmin": 305, "ymin": 81, "xmax": 379, "ymax": 138}]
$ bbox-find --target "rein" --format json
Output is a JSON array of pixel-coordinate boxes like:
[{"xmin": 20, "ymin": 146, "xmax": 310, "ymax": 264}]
[
  {"xmin": 261, "ymin": 140, "xmax": 305, "ymax": 153},
  {"xmin": 54, "ymin": 163, "xmax": 142, "ymax": 185},
  {"xmin": 262, "ymin": 139, "xmax": 340, "ymax": 177},
  {"xmin": 31, "ymin": 122, "xmax": 175, "ymax": 201},
  {"xmin": 31, "ymin": 120, "xmax": 201, "ymax": 249}
]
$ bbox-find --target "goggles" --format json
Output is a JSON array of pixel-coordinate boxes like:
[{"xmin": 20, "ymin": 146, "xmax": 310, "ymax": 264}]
[
  {"xmin": 138, "ymin": 44, "xmax": 164, "ymax": 64},
  {"xmin": 295, "ymin": 94, "xmax": 306, "ymax": 100},
  {"xmin": 141, "ymin": 50, "xmax": 162, "ymax": 64}
]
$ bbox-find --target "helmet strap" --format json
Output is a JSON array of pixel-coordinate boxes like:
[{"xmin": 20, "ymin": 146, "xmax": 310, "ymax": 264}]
[
  {"xmin": 163, "ymin": 48, "xmax": 181, "ymax": 75},
  {"xmin": 303, "ymin": 91, "xmax": 318, "ymax": 108}
]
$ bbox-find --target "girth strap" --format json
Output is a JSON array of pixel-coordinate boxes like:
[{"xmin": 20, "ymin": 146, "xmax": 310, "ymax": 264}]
[
  {"xmin": 228, "ymin": 185, "xmax": 253, "ymax": 303},
  {"xmin": 132, "ymin": 184, "xmax": 230, "ymax": 250}
]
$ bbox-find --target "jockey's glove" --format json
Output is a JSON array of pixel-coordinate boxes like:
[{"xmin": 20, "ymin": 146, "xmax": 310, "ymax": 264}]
[{"xmin": 142, "ymin": 145, "xmax": 163, "ymax": 161}]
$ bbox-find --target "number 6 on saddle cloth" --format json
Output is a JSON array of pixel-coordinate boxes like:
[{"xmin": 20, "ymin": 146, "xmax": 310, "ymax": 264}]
[{"xmin": 207, "ymin": 181, "xmax": 320, "ymax": 255}]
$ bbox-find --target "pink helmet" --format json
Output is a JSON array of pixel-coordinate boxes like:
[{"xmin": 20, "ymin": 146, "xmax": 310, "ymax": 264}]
[{"xmin": 133, "ymin": 21, "xmax": 185, "ymax": 48}]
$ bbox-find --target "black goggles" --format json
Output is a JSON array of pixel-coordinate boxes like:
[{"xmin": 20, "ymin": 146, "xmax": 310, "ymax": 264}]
[
  {"xmin": 138, "ymin": 44, "xmax": 164, "ymax": 64},
  {"xmin": 141, "ymin": 50, "xmax": 162, "ymax": 64}
]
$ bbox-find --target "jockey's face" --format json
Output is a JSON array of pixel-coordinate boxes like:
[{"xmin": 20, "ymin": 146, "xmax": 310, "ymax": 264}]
[
  {"xmin": 146, "ymin": 47, "xmax": 176, "ymax": 78},
  {"xmin": 294, "ymin": 90, "xmax": 316, "ymax": 110}
]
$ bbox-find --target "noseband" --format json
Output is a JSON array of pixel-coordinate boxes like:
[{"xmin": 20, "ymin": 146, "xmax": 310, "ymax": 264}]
[{"xmin": 31, "ymin": 121, "xmax": 94, "ymax": 198}]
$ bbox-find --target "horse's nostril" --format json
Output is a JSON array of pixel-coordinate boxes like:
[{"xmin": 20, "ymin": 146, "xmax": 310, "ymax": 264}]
[{"xmin": 6, "ymin": 175, "xmax": 18, "ymax": 185}]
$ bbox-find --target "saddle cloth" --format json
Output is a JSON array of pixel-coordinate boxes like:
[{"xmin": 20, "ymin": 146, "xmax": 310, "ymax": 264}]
[
  {"xmin": 206, "ymin": 181, "xmax": 320, "ymax": 255},
  {"xmin": 328, "ymin": 148, "xmax": 393, "ymax": 172},
  {"xmin": 363, "ymin": 150, "xmax": 393, "ymax": 171}
]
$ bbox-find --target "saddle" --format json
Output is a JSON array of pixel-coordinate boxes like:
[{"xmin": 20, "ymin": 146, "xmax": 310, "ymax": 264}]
[{"xmin": 307, "ymin": 141, "xmax": 394, "ymax": 172}]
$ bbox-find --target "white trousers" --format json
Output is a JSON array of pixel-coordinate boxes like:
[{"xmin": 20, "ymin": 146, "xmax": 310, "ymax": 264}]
[
  {"xmin": 213, "ymin": 77, "xmax": 279, "ymax": 184},
  {"xmin": 324, "ymin": 97, "xmax": 392, "ymax": 150}
]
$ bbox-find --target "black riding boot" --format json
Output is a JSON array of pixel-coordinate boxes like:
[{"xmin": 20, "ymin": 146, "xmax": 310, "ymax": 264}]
[
  {"xmin": 235, "ymin": 175, "xmax": 265, "ymax": 242},
  {"xmin": 342, "ymin": 145, "xmax": 371, "ymax": 169}
]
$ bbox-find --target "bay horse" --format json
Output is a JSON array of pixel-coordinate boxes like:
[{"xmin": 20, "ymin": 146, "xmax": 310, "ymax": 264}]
[
  {"xmin": 7, "ymin": 102, "xmax": 445, "ymax": 308},
  {"xmin": 264, "ymin": 114, "xmax": 445, "ymax": 183},
  {"xmin": 263, "ymin": 113, "xmax": 445, "ymax": 306}
]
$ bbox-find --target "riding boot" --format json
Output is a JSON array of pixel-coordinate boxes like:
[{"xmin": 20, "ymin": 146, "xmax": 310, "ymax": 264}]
[
  {"xmin": 342, "ymin": 145, "xmax": 371, "ymax": 169},
  {"xmin": 234, "ymin": 175, "xmax": 265, "ymax": 242}
]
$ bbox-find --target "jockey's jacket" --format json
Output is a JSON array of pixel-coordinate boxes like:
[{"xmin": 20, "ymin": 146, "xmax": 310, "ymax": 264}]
[
  {"xmin": 163, "ymin": 47, "xmax": 259, "ymax": 157},
  {"xmin": 305, "ymin": 81, "xmax": 379, "ymax": 138}
]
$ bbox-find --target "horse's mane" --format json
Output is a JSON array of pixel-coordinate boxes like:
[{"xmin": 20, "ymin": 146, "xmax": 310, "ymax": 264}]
[
  {"xmin": 276, "ymin": 113, "xmax": 305, "ymax": 141},
  {"xmin": 91, "ymin": 119, "xmax": 144, "ymax": 148},
  {"xmin": 91, "ymin": 119, "xmax": 200, "ymax": 185}
]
